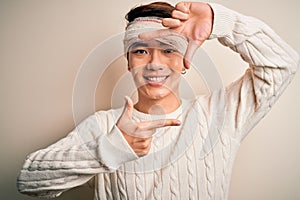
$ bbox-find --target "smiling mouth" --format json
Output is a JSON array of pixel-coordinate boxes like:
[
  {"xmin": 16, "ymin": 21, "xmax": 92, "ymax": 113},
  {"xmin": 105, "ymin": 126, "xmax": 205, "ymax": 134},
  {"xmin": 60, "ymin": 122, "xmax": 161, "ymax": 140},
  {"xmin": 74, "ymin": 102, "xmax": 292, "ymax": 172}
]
[
  {"xmin": 144, "ymin": 75, "xmax": 169, "ymax": 82},
  {"xmin": 143, "ymin": 75, "xmax": 169, "ymax": 86}
]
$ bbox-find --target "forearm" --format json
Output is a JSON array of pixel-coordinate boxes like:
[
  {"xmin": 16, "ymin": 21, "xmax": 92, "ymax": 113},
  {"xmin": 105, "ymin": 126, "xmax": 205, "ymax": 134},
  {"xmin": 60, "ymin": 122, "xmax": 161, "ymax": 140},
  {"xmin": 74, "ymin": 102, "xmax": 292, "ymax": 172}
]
[
  {"xmin": 208, "ymin": 3, "xmax": 299, "ymax": 140},
  {"xmin": 17, "ymin": 113, "xmax": 138, "ymax": 198},
  {"xmin": 17, "ymin": 134, "xmax": 97, "ymax": 197},
  {"xmin": 209, "ymin": 3, "xmax": 299, "ymax": 72}
]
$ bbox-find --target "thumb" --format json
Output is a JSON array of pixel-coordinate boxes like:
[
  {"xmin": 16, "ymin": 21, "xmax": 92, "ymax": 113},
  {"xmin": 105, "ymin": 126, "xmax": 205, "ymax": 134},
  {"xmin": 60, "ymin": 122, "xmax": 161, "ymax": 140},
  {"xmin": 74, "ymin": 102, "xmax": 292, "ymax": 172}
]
[
  {"xmin": 184, "ymin": 40, "xmax": 202, "ymax": 69},
  {"xmin": 122, "ymin": 96, "xmax": 134, "ymax": 118}
]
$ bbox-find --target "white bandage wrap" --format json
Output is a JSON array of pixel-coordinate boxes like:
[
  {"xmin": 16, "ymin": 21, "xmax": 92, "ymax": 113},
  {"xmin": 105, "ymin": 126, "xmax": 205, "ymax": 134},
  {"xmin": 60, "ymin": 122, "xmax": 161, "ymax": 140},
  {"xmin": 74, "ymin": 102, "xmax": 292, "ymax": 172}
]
[{"xmin": 123, "ymin": 17, "xmax": 188, "ymax": 55}]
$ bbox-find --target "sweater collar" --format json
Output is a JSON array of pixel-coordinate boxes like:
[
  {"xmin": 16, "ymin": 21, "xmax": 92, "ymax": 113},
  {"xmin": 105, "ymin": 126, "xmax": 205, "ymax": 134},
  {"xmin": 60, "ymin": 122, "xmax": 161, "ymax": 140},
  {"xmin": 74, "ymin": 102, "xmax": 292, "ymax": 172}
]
[{"xmin": 132, "ymin": 99, "xmax": 189, "ymax": 121}]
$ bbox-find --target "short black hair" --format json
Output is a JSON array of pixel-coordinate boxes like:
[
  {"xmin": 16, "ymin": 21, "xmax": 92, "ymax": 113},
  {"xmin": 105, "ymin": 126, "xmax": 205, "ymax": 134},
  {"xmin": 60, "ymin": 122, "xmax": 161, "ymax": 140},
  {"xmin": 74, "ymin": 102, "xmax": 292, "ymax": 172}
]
[{"xmin": 125, "ymin": 2, "xmax": 175, "ymax": 22}]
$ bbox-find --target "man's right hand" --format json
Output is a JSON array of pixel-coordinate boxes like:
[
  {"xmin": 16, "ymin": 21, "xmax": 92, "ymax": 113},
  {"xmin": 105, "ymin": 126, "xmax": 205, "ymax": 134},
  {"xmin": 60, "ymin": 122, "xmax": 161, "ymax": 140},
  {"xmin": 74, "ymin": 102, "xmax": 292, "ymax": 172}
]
[{"xmin": 116, "ymin": 96, "xmax": 181, "ymax": 157}]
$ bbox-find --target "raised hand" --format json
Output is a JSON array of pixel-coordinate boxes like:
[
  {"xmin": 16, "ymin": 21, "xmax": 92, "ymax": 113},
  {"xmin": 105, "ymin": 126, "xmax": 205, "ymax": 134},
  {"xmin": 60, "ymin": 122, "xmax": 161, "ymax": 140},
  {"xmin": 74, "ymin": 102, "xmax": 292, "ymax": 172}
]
[
  {"xmin": 116, "ymin": 96, "xmax": 181, "ymax": 156},
  {"xmin": 139, "ymin": 2, "xmax": 214, "ymax": 69}
]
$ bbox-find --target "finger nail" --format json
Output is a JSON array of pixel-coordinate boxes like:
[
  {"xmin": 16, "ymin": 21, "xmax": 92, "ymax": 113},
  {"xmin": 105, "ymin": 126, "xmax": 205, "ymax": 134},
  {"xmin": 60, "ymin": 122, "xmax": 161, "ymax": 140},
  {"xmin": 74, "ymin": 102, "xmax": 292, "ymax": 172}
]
[
  {"xmin": 175, "ymin": 120, "xmax": 181, "ymax": 125},
  {"xmin": 124, "ymin": 96, "xmax": 129, "ymax": 102}
]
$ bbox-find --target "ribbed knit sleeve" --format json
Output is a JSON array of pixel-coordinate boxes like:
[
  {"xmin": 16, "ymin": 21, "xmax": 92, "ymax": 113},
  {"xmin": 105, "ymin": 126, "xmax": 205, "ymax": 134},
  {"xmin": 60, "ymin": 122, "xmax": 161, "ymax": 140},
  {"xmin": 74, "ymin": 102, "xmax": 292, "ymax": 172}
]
[
  {"xmin": 17, "ymin": 111, "xmax": 138, "ymax": 198},
  {"xmin": 207, "ymin": 3, "xmax": 299, "ymax": 142}
]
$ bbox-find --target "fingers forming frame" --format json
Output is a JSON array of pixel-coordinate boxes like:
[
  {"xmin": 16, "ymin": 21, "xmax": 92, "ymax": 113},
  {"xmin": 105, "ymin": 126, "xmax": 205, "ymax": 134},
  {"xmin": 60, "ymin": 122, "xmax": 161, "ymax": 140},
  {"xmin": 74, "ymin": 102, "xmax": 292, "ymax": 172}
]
[
  {"xmin": 175, "ymin": 2, "xmax": 190, "ymax": 14},
  {"xmin": 131, "ymin": 137, "xmax": 152, "ymax": 156},
  {"xmin": 162, "ymin": 18, "xmax": 182, "ymax": 28},
  {"xmin": 117, "ymin": 97, "xmax": 181, "ymax": 156},
  {"xmin": 122, "ymin": 134, "xmax": 152, "ymax": 157},
  {"xmin": 142, "ymin": 119, "xmax": 181, "ymax": 130},
  {"xmin": 171, "ymin": 9, "xmax": 189, "ymax": 21},
  {"xmin": 184, "ymin": 40, "xmax": 203, "ymax": 69}
]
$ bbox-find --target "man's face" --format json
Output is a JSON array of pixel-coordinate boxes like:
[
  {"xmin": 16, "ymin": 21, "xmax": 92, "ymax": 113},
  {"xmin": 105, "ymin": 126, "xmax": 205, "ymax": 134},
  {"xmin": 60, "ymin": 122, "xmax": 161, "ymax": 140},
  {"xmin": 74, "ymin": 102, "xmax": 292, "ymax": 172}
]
[{"xmin": 127, "ymin": 40, "xmax": 185, "ymax": 100}]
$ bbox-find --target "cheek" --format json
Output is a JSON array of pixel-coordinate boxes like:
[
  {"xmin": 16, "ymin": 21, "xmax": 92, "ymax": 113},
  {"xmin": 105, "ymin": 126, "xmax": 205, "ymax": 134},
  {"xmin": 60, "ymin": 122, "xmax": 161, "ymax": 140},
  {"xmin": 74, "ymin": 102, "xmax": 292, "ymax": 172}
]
[
  {"xmin": 169, "ymin": 58, "xmax": 184, "ymax": 73},
  {"xmin": 130, "ymin": 67, "xmax": 145, "ymax": 87},
  {"xmin": 128, "ymin": 54, "xmax": 148, "ymax": 68}
]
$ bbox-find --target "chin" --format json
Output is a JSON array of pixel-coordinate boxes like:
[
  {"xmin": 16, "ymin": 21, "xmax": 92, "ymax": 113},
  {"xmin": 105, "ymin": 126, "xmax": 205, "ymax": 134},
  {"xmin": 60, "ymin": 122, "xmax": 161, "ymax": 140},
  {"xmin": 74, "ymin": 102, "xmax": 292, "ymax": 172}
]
[{"xmin": 143, "ymin": 88, "xmax": 176, "ymax": 100}]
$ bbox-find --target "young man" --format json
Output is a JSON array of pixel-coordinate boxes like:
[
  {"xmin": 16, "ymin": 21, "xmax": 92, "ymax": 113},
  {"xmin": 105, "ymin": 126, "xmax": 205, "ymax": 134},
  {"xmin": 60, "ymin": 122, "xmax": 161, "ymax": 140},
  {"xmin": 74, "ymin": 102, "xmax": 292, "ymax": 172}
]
[{"xmin": 17, "ymin": 1, "xmax": 299, "ymax": 199}]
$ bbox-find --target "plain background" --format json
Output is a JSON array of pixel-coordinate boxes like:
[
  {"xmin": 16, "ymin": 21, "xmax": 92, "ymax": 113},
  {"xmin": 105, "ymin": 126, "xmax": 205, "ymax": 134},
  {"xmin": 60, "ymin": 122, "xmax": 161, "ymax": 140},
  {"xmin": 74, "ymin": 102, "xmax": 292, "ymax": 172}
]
[{"xmin": 0, "ymin": 0, "xmax": 299, "ymax": 199}]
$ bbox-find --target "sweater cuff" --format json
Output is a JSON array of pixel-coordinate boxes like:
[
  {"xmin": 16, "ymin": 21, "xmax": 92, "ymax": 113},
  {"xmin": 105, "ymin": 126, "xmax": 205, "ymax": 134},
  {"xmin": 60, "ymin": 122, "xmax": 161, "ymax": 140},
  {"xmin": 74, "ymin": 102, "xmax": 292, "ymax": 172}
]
[
  {"xmin": 208, "ymin": 3, "xmax": 238, "ymax": 39},
  {"xmin": 99, "ymin": 125, "xmax": 138, "ymax": 170}
]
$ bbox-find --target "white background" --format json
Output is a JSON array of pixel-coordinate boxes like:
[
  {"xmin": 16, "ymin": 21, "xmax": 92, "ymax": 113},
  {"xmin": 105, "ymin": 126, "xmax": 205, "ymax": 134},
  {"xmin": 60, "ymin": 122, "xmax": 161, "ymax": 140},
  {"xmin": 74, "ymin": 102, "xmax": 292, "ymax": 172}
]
[{"xmin": 0, "ymin": 0, "xmax": 299, "ymax": 199}]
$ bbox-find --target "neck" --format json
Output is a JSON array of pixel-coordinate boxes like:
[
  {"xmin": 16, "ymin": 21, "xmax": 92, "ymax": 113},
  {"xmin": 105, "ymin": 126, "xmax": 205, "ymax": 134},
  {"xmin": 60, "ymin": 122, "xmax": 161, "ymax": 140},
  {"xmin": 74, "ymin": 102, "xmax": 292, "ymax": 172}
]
[{"xmin": 134, "ymin": 93, "xmax": 181, "ymax": 115}]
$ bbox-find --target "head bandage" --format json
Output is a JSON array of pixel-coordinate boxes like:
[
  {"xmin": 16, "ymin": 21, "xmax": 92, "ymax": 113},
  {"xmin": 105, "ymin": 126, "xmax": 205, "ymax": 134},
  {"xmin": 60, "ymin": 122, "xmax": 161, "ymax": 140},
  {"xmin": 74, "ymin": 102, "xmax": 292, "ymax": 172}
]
[{"xmin": 123, "ymin": 17, "xmax": 188, "ymax": 56}]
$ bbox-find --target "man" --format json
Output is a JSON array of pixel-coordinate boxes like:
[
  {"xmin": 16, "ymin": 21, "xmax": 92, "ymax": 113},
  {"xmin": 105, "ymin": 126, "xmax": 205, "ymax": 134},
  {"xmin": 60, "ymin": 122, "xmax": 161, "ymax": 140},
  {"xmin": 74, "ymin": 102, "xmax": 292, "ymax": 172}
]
[{"xmin": 17, "ymin": 1, "xmax": 299, "ymax": 199}]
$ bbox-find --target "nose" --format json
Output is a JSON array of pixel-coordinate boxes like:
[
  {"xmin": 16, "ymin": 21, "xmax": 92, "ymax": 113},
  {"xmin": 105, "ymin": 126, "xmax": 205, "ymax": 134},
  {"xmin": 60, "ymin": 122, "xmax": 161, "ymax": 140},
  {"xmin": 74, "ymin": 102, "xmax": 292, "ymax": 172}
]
[{"xmin": 146, "ymin": 49, "xmax": 164, "ymax": 71}]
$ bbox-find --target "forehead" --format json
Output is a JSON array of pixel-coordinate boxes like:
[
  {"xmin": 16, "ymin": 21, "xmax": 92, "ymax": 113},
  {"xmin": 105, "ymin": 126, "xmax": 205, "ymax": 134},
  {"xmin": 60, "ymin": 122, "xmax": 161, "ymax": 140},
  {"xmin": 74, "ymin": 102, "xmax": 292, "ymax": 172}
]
[{"xmin": 130, "ymin": 40, "xmax": 173, "ymax": 49}]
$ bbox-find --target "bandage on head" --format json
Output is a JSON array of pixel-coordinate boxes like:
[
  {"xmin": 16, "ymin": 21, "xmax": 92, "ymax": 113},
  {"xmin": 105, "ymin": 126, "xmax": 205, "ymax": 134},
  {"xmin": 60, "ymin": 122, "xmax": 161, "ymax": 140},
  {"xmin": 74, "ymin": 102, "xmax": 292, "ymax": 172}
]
[{"xmin": 123, "ymin": 17, "xmax": 188, "ymax": 56}]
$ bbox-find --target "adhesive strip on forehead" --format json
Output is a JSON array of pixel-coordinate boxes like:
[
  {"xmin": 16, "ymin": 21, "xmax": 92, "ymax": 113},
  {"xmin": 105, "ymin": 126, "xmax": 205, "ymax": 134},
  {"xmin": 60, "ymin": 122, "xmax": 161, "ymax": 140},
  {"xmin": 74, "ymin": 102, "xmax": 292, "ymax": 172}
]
[{"xmin": 123, "ymin": 17, "xmax": 188, "ymax": 55}]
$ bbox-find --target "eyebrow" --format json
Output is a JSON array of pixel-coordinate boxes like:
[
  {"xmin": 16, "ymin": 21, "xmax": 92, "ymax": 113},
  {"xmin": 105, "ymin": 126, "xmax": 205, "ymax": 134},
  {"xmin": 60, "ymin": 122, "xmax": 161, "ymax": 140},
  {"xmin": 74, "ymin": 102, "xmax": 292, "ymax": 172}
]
[
  {"xmin": 130, "ymin": 41, "xmax": 174, "ymax": 50},
  {"xmin": 130, "ymin": 42, "xmax": 149, "ymax": 49}
]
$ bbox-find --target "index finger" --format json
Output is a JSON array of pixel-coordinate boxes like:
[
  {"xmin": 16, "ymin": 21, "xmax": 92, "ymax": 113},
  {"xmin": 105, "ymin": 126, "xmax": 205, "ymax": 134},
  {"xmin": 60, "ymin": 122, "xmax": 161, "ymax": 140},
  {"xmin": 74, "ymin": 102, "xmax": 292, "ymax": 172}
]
[
  {"xmin": 139, "ymin": 29, "xmax": 181, "ymax": 41},
  {"xmin": 140, "ymin": 118, "xmax": 181, "ymax": 131}
]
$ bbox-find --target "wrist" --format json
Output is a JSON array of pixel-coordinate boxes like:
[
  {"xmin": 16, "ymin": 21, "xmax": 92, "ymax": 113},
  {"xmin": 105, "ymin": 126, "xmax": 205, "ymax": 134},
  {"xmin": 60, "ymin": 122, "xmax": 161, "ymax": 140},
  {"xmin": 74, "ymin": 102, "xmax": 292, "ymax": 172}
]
[
  {"xmin": 207, "ymin": 3, "xmax": 238, "ymax": 39},
  {"xmin": 206, "ymin": 3, "xmax": 214, "ymax": 38}
]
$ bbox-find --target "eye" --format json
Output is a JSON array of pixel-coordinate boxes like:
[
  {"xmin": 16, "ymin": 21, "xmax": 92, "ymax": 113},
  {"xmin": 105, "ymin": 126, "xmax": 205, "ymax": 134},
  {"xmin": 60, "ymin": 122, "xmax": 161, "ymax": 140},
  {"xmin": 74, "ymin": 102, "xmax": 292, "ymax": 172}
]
[
  {"xmin": 163, "ymin": 48, "xmax": 177, "ymax": 54},
  {"xmin": 132, "ymin": 49, "xmax": 147, "ymax": 54}
]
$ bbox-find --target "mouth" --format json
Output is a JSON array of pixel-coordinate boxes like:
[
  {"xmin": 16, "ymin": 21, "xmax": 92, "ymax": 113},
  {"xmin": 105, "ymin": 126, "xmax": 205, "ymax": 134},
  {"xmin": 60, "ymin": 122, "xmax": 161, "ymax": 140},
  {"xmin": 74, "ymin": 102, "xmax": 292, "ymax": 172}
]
[{"xmin": 143, "ymin": 75, "xmax": 169, "ymax": 86}]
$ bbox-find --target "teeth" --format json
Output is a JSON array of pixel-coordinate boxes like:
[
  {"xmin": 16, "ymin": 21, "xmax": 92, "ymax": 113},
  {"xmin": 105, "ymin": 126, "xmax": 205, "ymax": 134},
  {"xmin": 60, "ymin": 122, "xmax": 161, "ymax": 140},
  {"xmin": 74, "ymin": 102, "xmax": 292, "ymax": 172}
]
[{"xmin": 146, "ymin": 76, "xmax": 167, "ymax": 82}]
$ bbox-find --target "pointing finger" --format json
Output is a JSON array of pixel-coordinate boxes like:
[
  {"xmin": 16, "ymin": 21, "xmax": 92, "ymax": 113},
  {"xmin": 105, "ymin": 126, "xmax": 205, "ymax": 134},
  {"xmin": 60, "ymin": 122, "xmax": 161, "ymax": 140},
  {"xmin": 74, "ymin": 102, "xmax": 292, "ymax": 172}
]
[
  {"xmin": 143, "ymin": 118, "xmax": 181, "ymax": 131},
  {"xmin": 184, "ymin": 40, "xmax": 202, "ymax": 69}
]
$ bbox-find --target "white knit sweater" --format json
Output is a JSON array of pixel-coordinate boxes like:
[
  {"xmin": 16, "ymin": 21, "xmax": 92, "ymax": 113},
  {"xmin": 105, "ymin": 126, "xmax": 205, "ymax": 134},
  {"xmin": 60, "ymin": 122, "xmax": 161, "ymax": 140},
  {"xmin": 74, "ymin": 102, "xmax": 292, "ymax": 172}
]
[{"xmin": 17, "ymin": 3, "xmax": 299, "ymax": 200}]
